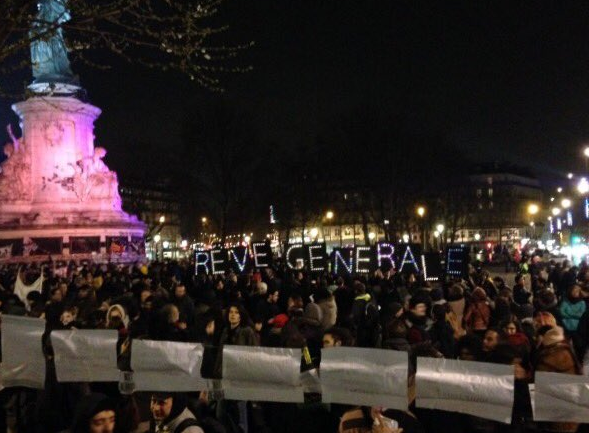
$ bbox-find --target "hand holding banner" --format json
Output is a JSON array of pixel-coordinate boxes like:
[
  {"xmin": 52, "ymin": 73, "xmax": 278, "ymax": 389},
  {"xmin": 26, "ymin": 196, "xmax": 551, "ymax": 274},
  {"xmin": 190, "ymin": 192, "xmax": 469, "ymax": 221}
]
[
  {"xmin": 131, "ymin": 339, "xmax": 208, "ymax": 392},
  {"xmin": 222, "ymin": 346, "xmax": 304, "ymax": 403},
  {"xmin": 320, "ymin": 347, "xmax": 408, "ymax": 409},
  {"xmin": 51, "ymin": 329, "xmax": 119, "ymax": 382},
  {"xmin": 416, "ymin": 357, "xmax": 514, "ymax": 423}
]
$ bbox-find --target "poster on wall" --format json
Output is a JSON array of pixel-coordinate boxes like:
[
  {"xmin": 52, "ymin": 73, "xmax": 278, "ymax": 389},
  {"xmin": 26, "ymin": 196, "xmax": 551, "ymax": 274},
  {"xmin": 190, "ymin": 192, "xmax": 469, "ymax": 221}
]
[
  {"xmin": 129, "ymin": 236, "xmax": 146, "ymax": 255},
  {"xmin": 106, "ymin": 237, "xmax": 128, "ymax": 254},
  {"xmin": 0, "ymin": 239, "xmax": 24, "ymax": 258},
  {"xmin": 26, "ymin": 237, "xmax": 63, "ymax": 256},
  {"xmin": 70, "ymin": 237, "xmax": 101, "ymax": 254}
]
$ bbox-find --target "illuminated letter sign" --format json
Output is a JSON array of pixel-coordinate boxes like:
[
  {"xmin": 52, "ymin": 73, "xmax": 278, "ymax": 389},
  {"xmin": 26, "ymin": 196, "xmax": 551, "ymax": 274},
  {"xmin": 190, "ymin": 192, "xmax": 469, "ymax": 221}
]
[
  {"xmin": 285, "ymin": 244, "xmax": 304, "ymax": 270},
  {"xmin": 354, "ymin": 246, "xmax": 372, "ymax": 274},
  {"xmin": 332, "ymin": 248, "xmax": 354, "ymax": 276},
  {"xmin": 398, "ymin": 245, "xmax": 420, "ymax": 274},
  {"xmin": 252, "ymin": 242, "xmax": 271, "ymax": 268},
  {"xmin": 210, "ymin": 249, "xmax": 226, "ymax": 275},
  {"xmin": 421, "ymin": 253, "xmax": 442, "ymax": 282},
  {"xmin": 307, "ymin": 244, "xmax": 327, "ymax": 272},
  {"xmin": 446, "ymin": 246, "xmax": 468, "ymax": 277},
  {"xmin": 229, "ymin": 247, "xmax": 249, "ymax": 273},
  {"xmin": 195, "ymin": 250, "xmax": 210, "ymax": 275},
  {"xmin": 376, "ymin": 243, "xmax": 395, "ymax": 271}
]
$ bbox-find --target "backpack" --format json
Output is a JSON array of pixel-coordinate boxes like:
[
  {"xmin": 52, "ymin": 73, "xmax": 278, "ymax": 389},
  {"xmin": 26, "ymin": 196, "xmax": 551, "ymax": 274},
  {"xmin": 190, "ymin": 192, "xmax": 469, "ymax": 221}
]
[{"xmin": 174, "ymin": 417, "xmax": 227, "ymax": 433}]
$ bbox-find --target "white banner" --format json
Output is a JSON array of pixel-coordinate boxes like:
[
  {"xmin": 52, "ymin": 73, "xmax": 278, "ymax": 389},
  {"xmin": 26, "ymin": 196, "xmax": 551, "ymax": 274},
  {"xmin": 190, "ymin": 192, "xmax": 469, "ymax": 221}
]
[
  {"xmin": 320, "ymin": 347, "xmax": 408, "ymax": 409},
  {"xmin": 534, "ymin": 372, "xmax": 589, "ymax": 423},
  {"xmin": 1, "ymin": 315, "xmax": 45, "ymax": 389},
  {"xmin": 222, "ymin": 346, "xmax": 304, "ymax": 403},
  {"xmin": 14, "ymin": 271, "xmax": 43, "ymax": 304},
  {"xmin": 131, "ymin": 339, "xmax": 208, "ymax": 392},
  {"xmin": 416, "ymin": 357, "xmax": 514, "ymax": 424},
  {"xmin": 51, "ymin": 329, "xmax": 119, "ymax": 382}
]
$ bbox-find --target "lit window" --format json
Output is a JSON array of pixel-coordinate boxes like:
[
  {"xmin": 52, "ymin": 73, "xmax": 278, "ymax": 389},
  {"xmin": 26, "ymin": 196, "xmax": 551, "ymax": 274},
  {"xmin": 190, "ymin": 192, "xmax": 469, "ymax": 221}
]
[{"xmin": 488, "ymin": 188, "xmax": 493, "ymax": 197}]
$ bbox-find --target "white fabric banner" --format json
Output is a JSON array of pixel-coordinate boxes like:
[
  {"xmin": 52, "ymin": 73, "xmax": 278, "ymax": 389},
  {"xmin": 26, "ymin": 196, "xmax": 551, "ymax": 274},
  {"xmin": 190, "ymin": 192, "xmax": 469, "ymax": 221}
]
[
  {"xmin": 51, "ymin": 329, "xmax": 119, "ymax": 382},
  {"xmin": 222, "ymin": 346, "xmax": 304, "ymax": 403},
  {"xmin": 416, "ymin": 357, "xmax": 514, "ymax": 424},
  {"xmin": 1, "ymin": 315, "xmax": 45, "ymax": 389},
  {"xmin": 14, "ymin": 271, "xmax": 43, "ymax": 304},
  {"xmin": 534, "ymin": 372, "xmax": 589, "ymax": 423},
  {"xmin": 320, "ymin": 347, "xmax": 408, "ymax": 409},
  {"xmin": 131, "ymin": 339, "xmax": 208, "ymax": 392}
]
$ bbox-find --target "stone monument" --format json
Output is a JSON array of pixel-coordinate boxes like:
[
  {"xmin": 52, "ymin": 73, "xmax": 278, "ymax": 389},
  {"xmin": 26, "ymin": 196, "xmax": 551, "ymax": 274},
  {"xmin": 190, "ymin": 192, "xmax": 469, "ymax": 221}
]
[{"xmin": 0, "ymin": 0, "xmax": 146, "ymax": 262}]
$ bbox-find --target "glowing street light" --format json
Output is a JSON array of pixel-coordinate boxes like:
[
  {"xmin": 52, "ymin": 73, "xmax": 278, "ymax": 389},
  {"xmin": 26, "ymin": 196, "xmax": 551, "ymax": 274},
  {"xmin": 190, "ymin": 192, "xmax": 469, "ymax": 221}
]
[
  {"xmin": 561, "ymin": 198, "xmax": 572, "ymax": 208},
  {"xmin": 527, "ymin": 203, "xmax": 539, "ymax": 215},
  {"xmin": 584, "ymin": 147, "xmax": 589, "ymax": 158},
  {"xmin": 578, "ymin": 178, "xmax": 589, "ymax": 194},
  {"xmin": 552, "ymin": 207, "xmax": 561, "ymax": 216},
  {"xmin": 181, "ymin": 239, "xmax": 188, "ymax": 248},
  {"xmin": 474, "ymin": 233, "xmax": 481, "ymax": 241},
  {"xmin": 326, "ymin": 210, "xmax": 334, "ymax": 220},
  {"xmin": 433, "ymin": 230, "xmax": 440, "ymax": 237},
  {"xmin": 529, "ymin": 221, "xmax": 535, "ymax": 227},
  {"xmin": 163, "ymin": 240, "xmax": 170, "ymax": 249},
  {"xmin": 568, "ymin": 173, "xmax": 574, "ymax": 179},
  {"xmin": 557, "ymin": 187, "xmax": 563, "ymax": 193},
  {"xmin": 153, "ymin": 234, "xmax": 161, "ymax": 243},
  {"xmin": 159, "ymin": 215, "xmax": 165, "ymax": 224},
  {"xmin": 402, "ymin": 233, "xmax": 409, "ymax": 243},
  {"xmin": 368, "ymin": 232, "xmax": 376, "ymax": 240},
  {"xmin": 436, "ymin": 224, "xmax": 445, "ymax": 233},
  {"xmin": 416, "ymin": 206, "xmax": 426, "ymax": 217},
  {"xmin": 201, "ymin": 216, "xmax": 207, "ymax": 224},
  {"xmin": 244, "ymin": 235, "xmax": 251, "ymax": 243}
]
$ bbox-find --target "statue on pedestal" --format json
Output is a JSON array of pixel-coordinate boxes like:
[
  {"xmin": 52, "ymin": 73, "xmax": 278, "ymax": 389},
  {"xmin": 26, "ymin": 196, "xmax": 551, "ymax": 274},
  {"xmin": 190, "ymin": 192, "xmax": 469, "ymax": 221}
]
[{"xmin": 30, "ymin": 0, "xmax": 78, "ymax": 87}]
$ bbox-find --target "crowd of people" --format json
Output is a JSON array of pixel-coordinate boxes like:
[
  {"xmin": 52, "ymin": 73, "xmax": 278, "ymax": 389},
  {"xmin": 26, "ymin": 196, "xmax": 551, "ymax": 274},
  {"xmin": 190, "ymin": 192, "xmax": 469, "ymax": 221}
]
[{"xmin": 0, "ymin": 254, "xmax": 588, "ymax": 433}]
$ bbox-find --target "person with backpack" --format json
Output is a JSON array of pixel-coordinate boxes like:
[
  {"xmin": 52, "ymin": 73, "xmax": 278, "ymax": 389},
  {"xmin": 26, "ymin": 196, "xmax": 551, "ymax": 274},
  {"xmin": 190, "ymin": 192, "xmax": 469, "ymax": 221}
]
[{"xmin": 150, "ymin": 392, "xmax": 204, "ymax": 433}]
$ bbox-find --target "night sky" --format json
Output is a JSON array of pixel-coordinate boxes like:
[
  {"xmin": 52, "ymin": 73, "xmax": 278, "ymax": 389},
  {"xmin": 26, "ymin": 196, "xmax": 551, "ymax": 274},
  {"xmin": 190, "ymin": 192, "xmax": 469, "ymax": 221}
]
[{"xmin": 3, "ymin": 1, "xmax": 589, "ymax": 179}]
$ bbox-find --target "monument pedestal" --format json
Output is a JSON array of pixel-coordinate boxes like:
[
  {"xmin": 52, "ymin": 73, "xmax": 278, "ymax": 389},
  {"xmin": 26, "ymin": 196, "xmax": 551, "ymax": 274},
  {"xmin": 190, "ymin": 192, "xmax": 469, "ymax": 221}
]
[{"xmin": 0, "ymin": 96, "xmax": 146, "ymax": 262}]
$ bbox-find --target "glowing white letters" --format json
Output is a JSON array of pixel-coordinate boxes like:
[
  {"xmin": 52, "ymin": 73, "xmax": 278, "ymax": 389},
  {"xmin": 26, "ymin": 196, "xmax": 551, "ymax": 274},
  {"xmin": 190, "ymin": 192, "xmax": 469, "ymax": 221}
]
[
  {"xmin": 377, "ymin": 243, "xmax": 395, "ymax": 270},
  {"xmin": 355, "ymin": 247, "xmax": 371, "ymax": 273},
  {"xmin": 308, "ymin": 245, "xmax": 325, "ymax": 272},
  {"xmin": 398, "ymin": 246, "xmax": 420, "ymax": 273},
  {"xmin": 195, "ymin": 251, "xmax": 210, "ymax": 275},
  {"xmin": 252, "ymin": 242, "xmax": 270, "ymax": 268},
  {"xmin": 210, "ymin": 249, "xmax": 225, "ymax": 275}
]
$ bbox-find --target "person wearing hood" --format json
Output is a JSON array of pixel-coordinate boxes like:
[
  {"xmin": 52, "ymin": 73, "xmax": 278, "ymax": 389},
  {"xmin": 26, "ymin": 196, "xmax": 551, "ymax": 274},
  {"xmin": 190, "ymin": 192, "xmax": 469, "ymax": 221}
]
[
  {"xmin": 559, "ymin": 284, "xmax": 586, "ymax": 334},
  {"xmin": 351, "ymin": 281, "xmax": 381, "ymax": 348},
  {"xmin": 150, "ymin": 392, "xmax": 204, "ymax": 433},
  {"xmin": 315, "ymin": 286, "xmax": 337, "ymax": 330},
  {"xmin": 533, "ymin": 326, "xmax": 581, "ymax": 433},
  {"xmin": 106, "ymin": 304, "xmax": 129, "ymax": 329},
  {"xmin": 70, "ymin": 393, "xmax": 117, "ymax": 433},
  {"xmin": 464, "ymin": 287, "xmax": 490, "ymax": 337}
]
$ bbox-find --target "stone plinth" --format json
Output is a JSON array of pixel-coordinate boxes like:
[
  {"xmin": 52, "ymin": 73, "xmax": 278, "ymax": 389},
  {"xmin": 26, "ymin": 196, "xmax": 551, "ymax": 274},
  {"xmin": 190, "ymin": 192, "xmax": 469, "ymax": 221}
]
[{"xmin": 0, "ymin": 96, "xmax": 146, "ymax": 262}]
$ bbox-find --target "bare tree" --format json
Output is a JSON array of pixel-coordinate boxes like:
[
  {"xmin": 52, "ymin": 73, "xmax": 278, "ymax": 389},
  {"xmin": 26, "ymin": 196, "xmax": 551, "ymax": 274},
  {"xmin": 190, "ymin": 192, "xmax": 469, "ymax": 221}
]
[{"xmin": 0, "ymin": 0, "xmax": 251, "ymax": 92}]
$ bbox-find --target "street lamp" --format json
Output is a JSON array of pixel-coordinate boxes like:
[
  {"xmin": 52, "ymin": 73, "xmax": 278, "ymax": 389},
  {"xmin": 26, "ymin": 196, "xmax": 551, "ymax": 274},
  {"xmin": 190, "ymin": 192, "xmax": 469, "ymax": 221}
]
[
  {"xmin": 568, "ymin": 173, "xmax": 574, "ymax": 179},
  {"xmin": 159, "ymin": 215, "xmax": 165, "ymax": 224},
  {"xmin": 201, "ymin": 216, "xmax": 207, "ymax": 224},
  {"xmin": 552, "ymin": 207, "xmax": 561, "ymax": 216},
  {"xmin": 326, "ymin": 210, "xmax": 334, "ymax": 220},
  {"xmin": 561, "ymin": 198, "xmax": 572, "ymax": 209},
  {"xmin": 436, "ymin": 224, "xmax": 444, "ymax": 233},
  {"xmin": 474, "ymin": 233, "xmax": 481, "ymax": 241},
  {"xmin": 368, "ymin": 232, "xmax": 376, "ymax": 243},
  {"xmin": 557, "ymin": 187, "xmax": 563, "ymax": 193},
  {"xmin": 416, "ymin": 206, "xmax": 426, "ymax": 217},
  {"xmin": 416, "ymin": 206, "xmax": 426, "ymax": 250},
  {"xmin": 527, "ymin": 203, "xmax": 539, "ymax": 216},
  {"xmin": 584, "ymin": 147, "xmax": 589, "ymax": 158}
]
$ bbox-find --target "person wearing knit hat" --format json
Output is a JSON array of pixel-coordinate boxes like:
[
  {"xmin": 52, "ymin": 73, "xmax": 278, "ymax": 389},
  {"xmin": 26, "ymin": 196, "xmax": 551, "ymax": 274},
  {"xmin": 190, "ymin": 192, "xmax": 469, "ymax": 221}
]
[
  {"xmin": 150, "ymin": 392, "xmax": 204, "ymax": 433},
  {"xmin": 70, "ymin": 393, "xmax": 117, "ymax": 433}
]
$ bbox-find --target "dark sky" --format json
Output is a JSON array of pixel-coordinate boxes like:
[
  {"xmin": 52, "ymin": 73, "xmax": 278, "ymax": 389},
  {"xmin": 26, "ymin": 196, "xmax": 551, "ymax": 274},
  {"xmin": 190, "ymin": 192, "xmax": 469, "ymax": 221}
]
[{"xmin": 3, "ymin": 1, "xmax": 589, "ymax": 178}]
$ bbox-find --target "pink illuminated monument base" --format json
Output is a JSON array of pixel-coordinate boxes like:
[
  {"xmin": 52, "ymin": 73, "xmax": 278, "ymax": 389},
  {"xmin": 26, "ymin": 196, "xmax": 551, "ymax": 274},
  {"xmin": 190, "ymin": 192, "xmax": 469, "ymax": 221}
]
[{"xmin": 0, "ymin": 96, "xmax": 146, "ymax": 262}]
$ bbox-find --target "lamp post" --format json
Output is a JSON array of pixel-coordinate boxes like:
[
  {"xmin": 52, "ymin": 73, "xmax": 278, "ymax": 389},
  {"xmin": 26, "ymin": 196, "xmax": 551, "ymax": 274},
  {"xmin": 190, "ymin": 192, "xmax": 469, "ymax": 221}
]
[
  {"xmin": 153, "ymin": 234, "xmax": 161, "ymax": 261},
  {"xmin": 325, "ymin": 210, "xmax": 335, "ymax": 246},
  {"xmin": 436, "ymin": 224, "xmax": 444, "ymax": 252}
]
